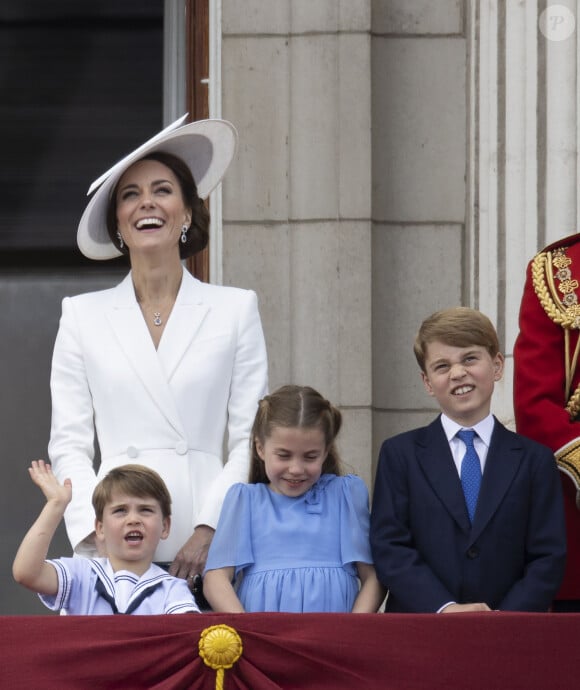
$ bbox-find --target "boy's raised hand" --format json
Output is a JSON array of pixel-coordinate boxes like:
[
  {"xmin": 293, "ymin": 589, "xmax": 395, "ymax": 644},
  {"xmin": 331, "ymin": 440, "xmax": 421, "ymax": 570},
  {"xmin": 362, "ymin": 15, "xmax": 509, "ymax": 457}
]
[
  {"xmin": 29, "ymin": 460, "xmax": 72, "ymax": 508},
  {"xmin": 13, "ymin": 460, "xmax": 71, "ymax": 596}
]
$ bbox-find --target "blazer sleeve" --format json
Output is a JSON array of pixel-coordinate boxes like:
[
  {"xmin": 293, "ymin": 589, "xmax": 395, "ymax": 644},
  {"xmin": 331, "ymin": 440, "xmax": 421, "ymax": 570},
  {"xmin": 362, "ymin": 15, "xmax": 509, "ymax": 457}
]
[
  {"xmin": 497, "ymin": 444, "xmax": 566, "ymax": 611},
  {"xmin": 370, "ymin": 438, "xmax": 457, "ymax": 612},
  {"xmin": 48, "ymin": 297, "xmax": 99, "ymax": 554},
  {"xmin": 195, "ymin": 289, "xmax": 268, "ymax": 529}
]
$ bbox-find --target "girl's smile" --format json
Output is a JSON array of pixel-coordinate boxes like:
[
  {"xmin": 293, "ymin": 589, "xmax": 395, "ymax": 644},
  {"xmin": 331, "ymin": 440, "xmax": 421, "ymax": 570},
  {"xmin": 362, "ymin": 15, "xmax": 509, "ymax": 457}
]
[{"xmin": 256, "ymin": 426, "xmax": 328, "ymax": 497}]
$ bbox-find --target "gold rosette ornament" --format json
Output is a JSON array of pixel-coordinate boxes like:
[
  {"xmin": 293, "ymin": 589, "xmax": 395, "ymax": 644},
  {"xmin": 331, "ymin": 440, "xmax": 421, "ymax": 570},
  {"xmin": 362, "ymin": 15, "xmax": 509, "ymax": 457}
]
[{"xmin": 199, "ymin": 624, "xmax": 243, "ymax": 690}]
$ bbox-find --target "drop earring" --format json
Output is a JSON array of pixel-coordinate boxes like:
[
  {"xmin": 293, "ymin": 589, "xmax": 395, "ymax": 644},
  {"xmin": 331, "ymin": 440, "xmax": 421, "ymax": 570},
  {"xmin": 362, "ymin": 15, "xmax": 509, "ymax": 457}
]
[
  {"xmin": 181, "ymin": 224, "xmax": 189, "ymax": 244},
  {"xmin": 116, "ymin": 231, "xmax": 124, "ymax": 249}
]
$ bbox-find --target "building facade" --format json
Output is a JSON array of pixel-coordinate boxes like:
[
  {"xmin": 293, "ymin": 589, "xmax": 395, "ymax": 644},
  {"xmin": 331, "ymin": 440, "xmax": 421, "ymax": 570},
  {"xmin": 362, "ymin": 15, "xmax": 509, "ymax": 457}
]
[{"xmin": 1, "ymin": 0, "xmax": 578, "ymax": 613}]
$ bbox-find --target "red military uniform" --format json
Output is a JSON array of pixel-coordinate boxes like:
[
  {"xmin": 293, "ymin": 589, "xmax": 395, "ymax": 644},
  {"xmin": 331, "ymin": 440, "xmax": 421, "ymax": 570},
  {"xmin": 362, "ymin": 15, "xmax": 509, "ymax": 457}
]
[{"xmin": 514, "ymin": 233, "xmax": 580, "ymax": 602}]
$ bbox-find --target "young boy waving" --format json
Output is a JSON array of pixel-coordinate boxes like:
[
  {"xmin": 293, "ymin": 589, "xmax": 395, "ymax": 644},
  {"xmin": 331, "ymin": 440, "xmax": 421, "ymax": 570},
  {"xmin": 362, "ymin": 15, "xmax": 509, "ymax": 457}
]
[{"xmin": 13, "ymin": 461, "xmax": 198, "ymax": 615}]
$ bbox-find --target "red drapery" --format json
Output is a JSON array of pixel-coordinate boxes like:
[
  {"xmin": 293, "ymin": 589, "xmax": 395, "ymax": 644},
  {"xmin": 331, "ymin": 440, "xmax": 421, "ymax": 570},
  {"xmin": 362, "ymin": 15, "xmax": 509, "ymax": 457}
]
[{"xmin": 2, "ymin": 612, "xmax": 578, "ymax": 689}]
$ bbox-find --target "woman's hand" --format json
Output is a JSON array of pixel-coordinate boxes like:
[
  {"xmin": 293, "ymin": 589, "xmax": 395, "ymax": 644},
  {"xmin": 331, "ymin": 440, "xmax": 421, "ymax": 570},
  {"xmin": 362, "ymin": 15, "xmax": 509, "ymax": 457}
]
[{"xmin": 170, "ymin": 525, "xmax": 215, "ymax": 582}]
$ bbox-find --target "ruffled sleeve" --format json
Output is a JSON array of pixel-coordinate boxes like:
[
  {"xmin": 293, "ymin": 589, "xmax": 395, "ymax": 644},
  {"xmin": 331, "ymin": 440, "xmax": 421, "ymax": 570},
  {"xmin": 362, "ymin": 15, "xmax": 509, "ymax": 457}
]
[
  {"xmin": 204, "ymin": 483, "xmax": 255, "ymax": 578},
  {"xmin": 338, "ymin": 474, "xmax": 373, "ymax": 567}
]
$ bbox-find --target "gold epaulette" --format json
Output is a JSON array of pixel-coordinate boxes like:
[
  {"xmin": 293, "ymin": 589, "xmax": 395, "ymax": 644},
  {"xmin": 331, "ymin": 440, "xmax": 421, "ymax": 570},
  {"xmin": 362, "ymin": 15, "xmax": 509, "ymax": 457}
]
[{"xmin": 556, "ymin": 442, "xmax": 580, "ymax": 494}]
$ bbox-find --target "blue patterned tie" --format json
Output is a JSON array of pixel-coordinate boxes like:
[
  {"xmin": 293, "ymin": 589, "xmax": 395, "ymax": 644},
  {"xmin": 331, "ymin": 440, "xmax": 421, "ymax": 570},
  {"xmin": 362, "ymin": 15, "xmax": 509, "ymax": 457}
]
[{"xmin": 457, "ymin": 429, "xmax": 482, "ymax": 523}]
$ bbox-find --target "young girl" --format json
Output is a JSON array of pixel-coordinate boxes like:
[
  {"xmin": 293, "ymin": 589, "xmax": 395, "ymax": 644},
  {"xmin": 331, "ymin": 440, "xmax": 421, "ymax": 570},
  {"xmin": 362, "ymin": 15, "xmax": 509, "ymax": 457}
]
[{"xmin": 203, "ymin": 385, "xmax": 385, "ymax": 613}]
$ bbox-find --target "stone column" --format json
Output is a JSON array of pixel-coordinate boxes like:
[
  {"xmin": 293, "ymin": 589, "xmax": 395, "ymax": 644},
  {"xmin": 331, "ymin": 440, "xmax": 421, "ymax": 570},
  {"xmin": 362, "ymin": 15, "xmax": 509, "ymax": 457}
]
[
  {"xmin": 220, "ymin": 1, "xmax": 374, "ymax": 484},
  {"xmin": 470, "ymin": 0, "xmax": 579, "ymax": 425}
]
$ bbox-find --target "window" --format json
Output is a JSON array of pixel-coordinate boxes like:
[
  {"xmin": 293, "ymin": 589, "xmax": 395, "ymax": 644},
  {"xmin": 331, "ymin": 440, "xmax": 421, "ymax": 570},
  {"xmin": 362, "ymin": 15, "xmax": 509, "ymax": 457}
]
[{"xmin": 0, "ymin": 0, "xmax": 163, "ymax": 265}]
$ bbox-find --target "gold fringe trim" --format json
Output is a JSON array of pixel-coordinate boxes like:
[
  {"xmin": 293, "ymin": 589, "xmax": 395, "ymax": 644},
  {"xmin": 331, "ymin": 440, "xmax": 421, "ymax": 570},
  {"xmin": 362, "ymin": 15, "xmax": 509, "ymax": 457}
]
[
  {"xmin": 566, "ymin": 385, "xmax": 580, "ymax": 421},
  {"xmin": 531, "ymin": 252, "xmax": 580, "ymax": 328},
  {"xmin": 532, "ymin": 250, "xmax": 580, "ymax": 413}
]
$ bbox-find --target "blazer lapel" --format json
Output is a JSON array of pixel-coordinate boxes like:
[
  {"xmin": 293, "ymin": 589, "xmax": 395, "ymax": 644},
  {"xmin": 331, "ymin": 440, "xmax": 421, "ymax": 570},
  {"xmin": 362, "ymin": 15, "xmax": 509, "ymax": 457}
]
[
  {"xmin": 470, "ymin": 419, "xmax": 521, "ymax": 542},
  {"xmin": 157, "ymin": 268, "xmax": 210, "ymax": 381},
  {"xmin": 105, "ymin": 273, "xmax": 184, "ymax": 435},
  {"xmin": 416, "ymin": 418, "xmax": 471, "ymax": 533}
]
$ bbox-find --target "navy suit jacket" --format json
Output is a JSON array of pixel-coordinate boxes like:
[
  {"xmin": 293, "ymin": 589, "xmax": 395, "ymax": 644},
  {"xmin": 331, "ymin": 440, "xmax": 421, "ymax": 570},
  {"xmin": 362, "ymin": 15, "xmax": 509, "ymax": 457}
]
[{"xmin": 370, "ymin": 416, "xmax": 566, "ymax": 612}]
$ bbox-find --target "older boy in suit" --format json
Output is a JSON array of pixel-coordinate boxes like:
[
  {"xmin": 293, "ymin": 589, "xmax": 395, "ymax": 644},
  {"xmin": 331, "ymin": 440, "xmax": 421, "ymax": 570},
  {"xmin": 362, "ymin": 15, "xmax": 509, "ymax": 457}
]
[{"xmin": 370, "ymin": 307, "xmax": 566, "ymax": 613}]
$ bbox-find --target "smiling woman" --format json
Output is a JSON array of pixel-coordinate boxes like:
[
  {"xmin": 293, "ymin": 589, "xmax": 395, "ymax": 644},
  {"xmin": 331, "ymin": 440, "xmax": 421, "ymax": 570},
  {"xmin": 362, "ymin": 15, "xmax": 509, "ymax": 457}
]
[
  {"xmin": 47, "ymin": 118, "xmax": 269, "ymax": 595},
  {"xmin": 109, "ymin": 151, "xmax": 210, "ymax": 263},
  {"xmin": 113, "ymin": 158, "xmax": 195, "ymax": 340}
]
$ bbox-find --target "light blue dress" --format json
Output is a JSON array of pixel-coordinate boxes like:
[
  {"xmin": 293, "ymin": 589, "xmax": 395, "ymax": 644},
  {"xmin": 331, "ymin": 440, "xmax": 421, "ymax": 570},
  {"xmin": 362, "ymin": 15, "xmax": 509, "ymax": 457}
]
[{"xmin": 204, "ymin": 473, "xmax": 373, "ymax": 612}]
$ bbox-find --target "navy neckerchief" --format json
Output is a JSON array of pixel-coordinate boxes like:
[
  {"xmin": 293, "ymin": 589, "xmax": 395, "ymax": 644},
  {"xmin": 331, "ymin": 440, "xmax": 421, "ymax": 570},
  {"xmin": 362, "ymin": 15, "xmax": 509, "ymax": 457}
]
[{"xmin": 95, "ymin": 576, "xmax": 159, "ymax": 615}]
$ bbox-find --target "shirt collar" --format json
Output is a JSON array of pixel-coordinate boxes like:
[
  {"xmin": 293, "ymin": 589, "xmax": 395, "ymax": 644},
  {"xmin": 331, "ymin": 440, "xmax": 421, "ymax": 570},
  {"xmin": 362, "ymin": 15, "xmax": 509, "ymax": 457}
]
[
  {"xmin": 89, "ymin": 558, "xmax": 173, "ymax": 596},
  {"xmin": 440, "ymin": 412, "xmax": 495, "ymax": 447}
]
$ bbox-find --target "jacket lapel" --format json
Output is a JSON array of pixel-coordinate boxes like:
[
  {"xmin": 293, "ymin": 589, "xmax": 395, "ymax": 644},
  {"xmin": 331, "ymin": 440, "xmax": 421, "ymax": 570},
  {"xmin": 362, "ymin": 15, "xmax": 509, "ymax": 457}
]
[
  {"xmin": 416, "ymin": 418, "xmax": 471, "ymax": 533},
  {"xmin": 157, "ymin": 268, "xmax": 210, "ymax": 381},
  {"xmin": 105, "ymin": 272, "xmax": 185, "ymax": 434},
  {"xmin": 470, "ymin": 419, "xmax": 521, "ymax": 543}
]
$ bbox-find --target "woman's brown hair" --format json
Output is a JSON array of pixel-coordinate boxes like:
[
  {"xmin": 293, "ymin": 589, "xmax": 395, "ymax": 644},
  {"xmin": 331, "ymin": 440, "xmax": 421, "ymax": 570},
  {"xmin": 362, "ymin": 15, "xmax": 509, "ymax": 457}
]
[{"xmin": 106, "ymin": 151, "xmax": 210, "ymax": 259}]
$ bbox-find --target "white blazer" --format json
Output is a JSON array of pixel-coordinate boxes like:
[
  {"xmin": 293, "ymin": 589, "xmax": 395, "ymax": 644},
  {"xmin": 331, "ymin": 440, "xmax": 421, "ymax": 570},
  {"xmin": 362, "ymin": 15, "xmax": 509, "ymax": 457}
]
[{"xmin": 48, "ymin": 267, "xmax": 268, "ymax": 561}]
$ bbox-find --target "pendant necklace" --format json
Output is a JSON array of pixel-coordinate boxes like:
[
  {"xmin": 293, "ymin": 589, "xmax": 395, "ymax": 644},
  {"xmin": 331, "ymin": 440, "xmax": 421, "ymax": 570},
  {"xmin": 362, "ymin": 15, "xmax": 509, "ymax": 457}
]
[{"xmin": 135, "ymin": 285, "xmax": 179, "ymax": 328}]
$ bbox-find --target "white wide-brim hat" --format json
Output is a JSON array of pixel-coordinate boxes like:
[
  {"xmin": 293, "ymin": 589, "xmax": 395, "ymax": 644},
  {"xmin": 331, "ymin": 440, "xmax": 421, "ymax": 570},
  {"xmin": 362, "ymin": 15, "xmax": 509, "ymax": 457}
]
[{"xmin": 77, "ymin": 114, "xmax": 238, "ymax": 260}]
